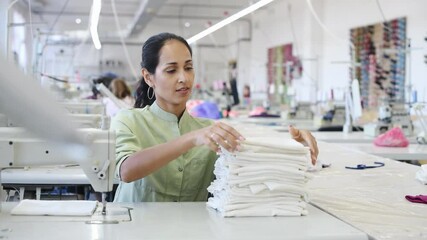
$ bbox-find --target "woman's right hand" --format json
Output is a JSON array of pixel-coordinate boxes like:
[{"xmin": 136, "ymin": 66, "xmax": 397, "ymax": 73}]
[{"xmin": 193, "ymin": 122, "xmax": 245, "ymax": 153}]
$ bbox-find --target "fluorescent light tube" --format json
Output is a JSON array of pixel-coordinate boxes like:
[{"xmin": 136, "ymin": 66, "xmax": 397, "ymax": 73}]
[
  {"xmin": 187, "ymin": 0, "xmax": 275, "ymax": 44},
  {"xmin": 90, "ymin": 0, "xmax": 102, "ymax": 50}
]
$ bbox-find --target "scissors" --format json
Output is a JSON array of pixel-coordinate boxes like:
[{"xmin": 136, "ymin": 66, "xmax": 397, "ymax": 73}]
[{"xmin": 345, "ymin": 161, "xmax": 385, "ymax": 170}]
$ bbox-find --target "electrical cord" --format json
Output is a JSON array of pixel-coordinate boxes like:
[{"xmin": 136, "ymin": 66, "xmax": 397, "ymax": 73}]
[
  {"xmin": 7, "ymin": 0, "xmax": 19, "ymax": 11},
  {"xmin": 111, "ymin": 0, "xmax": 139, "ymax": 81}
]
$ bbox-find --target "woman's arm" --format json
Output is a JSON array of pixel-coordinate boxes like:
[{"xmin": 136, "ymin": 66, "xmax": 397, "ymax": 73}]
[{"xmin": 120, "ymin": 122, "xmax": 244, "ymax": 182}]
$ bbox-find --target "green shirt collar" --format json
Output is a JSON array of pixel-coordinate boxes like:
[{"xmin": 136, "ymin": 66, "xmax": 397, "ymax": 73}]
[{"xmin": 149, "ymin": 101, "xmax": 189, "ymax": 123}]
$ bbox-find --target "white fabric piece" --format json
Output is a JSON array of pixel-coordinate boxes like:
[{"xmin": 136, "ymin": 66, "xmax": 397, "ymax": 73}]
[
  {"xmin": 248, "ymin": 183, "xmax": 307, "ymax": 195},
  {"xmin": 230, "ymin": 169, "xmax": 309, "ymax": 180},
  {"xmin": 207, "ymin": 193, "xmax": 303, "ymax": 207},
  {"xmin": 232, "ymin": 165, "xmax": 308, "ymax": 175},
  {"xmin": 228, "ymin": 160, "xmax": 308, "ymax": 172},
  {"xmin": 236, "ymin": 151, "xmax": 309, "ymax": 163},
  {"xmin": 222, "ymin": 207, "xmax": 308, "ymax": 217},
  {"xmin": 11, "ymin": 199, "xmax": 98, "ymax": 216},
  {"xmin": 415, "ymin": 164, "xmax": 427, "ymax": 184},
  {"xmin": 230, "ymin": 177, "xmax": 306, "ymax": 188},
  {"xmin": 243, "ymin": 137, "xmax": 308, "ymax": 153},
  {"xmin": 223, "ymin": 202, "xmax": 307, "ymax": 212}
]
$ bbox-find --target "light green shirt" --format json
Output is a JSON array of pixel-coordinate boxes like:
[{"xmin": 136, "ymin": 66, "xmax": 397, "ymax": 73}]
[{"xmin": 111, "ymin": 101, "xmax": 217, "ymax": 202}]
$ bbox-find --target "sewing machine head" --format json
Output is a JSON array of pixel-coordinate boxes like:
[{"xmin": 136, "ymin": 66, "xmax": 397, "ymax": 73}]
[
  {"xmin": 0, "ymin": 128, "xmax": 116, "ymax": 193},
  {"xmin": 364, "ymin": 101, "xmax": 413, "ymax": 137},
  {"xmin": 0, "ymin": 55, "xmax": 115, "ymax": 194}
]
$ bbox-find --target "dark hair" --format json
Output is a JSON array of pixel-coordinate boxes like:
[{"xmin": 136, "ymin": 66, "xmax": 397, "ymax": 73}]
[
  {"xmin": 134, "ymin": 32, "xmax": 192, "ymax": 108},
  {"xmin": 91, "ymin": 76, "xmax": 114, "ymax": 99},
  {"xmin": 110, "ymin": 78, "xmax": 131, "ymax": 99}
]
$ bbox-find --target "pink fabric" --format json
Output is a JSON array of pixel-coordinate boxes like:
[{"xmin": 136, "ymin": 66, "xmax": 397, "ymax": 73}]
[
  {"xmin": 249, "ymin": 106, "xmax": 267, "ymax": 116},
  {"xmin": 373, "ymin": 127, "xmax": 409, "ymax": 147},
  {"xmin": 405, "ymin": 195, "xmax": 427, "ymax": 204}
]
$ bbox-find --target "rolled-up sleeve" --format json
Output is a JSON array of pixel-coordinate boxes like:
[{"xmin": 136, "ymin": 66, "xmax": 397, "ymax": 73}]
[{"xmin": 111, "ymin": 113, "xmax": 141, "ymax": 180}]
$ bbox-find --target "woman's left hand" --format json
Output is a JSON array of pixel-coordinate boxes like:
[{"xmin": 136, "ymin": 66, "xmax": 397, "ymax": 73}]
[
  {"xmin": 288, "ymin": 125, "xmax": 318, "ymax": 165},
  {"xmin": 192, "ymin": 122, "xmax": 245, "ymax": 153}
]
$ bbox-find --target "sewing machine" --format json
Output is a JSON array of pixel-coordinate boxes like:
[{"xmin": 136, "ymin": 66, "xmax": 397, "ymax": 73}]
[
  {"xmin": 60, "ymin": 101, "xmax": 106, "ymax": 114},
  {"xmin": 1, "ymin": 113, "xmax": 109, "ymax": 129},
  {"xmin": 287, "ymin": 102, "xmax": 314, "ymax": 120},
  {"xmin": 0, "ymin": 127, "xmax": 115, "ymax": 194},
  {"xmin": 0, "ymin": 54, "xmax": 115, "ymax": 215},
  {"xmin": 319, "ymin": 102, "xmax": 346, "ymax": 129},
  {"xmin": 364, "ymin": 101, "xmax": 413, "ymax": 137},
  {"xmin": 413, "ymin": 103, "xmax": 427, "ymax": 144}
]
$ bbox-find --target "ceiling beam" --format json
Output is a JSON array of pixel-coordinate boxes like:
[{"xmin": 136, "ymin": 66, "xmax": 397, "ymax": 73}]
[
  {"xmin": 31, "ymin": 10, "xmax": 135, "ymax": 18},
  {"xmin": 155, "ymin": 14, "xmax": 250, "ymax": 21},
  {"xmin": 163, "ymin": 3, "xmax": 245, "ymax": 10}
]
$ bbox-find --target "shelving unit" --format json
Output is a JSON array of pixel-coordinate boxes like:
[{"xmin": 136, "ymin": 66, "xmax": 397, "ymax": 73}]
[{"xmin": 350, "ymin": 17, "xmax": 407, "ymax": 109}]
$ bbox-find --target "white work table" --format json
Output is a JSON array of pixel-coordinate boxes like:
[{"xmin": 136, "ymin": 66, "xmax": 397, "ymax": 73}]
[
  {"xmin": 312, "ymin": 131, "xmax": 417, "ymax": 144},
  {"xmin": 337, "ymin": 142, "xmax": 427, "ymax": 160},
  {"xmin": 309, "ymin": 141, "xmax": 427, "ymax": 239},
  {"xmin": 0, "ymin": 202, "xmax": 367, "ymax": 240},
  {"xmin": 2, "ymin": 129, "xmax": 427, "ymax": 239}
]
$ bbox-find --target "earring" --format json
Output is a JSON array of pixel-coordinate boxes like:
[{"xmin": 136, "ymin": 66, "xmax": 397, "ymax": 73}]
[{"xmin": 147, "ymin": 86, "xmax": 154, "ymax": 100}]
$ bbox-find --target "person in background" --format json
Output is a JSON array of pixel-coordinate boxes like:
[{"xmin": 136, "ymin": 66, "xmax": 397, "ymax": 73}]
[
  {"xmin": 85, "ymin": 75, "xmax": 115, "ymax": 100},
  {"xmin": 242, "ymin": 84, "xmax": 251, "ymax": 106},
  {"xmin": 111, "ymin": 32, "xmax": 318, "ymax": 202},
  {"xmin": 103, "ymin": 78, "xmax": 135, "ymax": 117}
]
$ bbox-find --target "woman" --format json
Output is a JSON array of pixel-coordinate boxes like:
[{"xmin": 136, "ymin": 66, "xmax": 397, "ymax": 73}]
[
  {"xmin": 104, "ymin": 78, "xmax": 135, "ymax": 117},
  {"xmin": 111, "ymin": 32, "xmax": 318, "ymax": 202}
]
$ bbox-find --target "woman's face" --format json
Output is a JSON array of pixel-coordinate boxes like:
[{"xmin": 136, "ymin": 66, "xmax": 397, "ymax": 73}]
[{"xmin": 148, "ymin": 39, "xmax": 194, "ymax": 113}]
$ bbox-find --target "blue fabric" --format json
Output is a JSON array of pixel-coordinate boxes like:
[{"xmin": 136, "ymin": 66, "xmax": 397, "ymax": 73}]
[{"xmin": 191, "ymin": 102, "xmax": 221, "ymax": 119}]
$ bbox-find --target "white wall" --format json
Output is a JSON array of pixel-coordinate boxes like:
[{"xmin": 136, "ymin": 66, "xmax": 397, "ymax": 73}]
[
  {"xmin": 247, "ymin": 0, "xmax": 427, "ymax": 103},
  {"xmin": 248, "ymin": 0, "xmax": 322, "ymax": 102},
  {"xmin": 39, "ymin": 43, "xmax": 141, "ymax": 83}
]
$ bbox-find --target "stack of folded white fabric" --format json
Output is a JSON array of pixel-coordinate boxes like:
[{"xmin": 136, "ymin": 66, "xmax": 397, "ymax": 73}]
[{"xmin": 207, "ymin": 137, "xmax": 311, "ymax": 217}]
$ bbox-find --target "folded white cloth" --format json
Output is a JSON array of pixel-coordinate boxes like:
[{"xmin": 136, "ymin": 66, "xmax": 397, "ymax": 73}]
[
  {"xmin": 229, "ymin": 176, "xmax": 306, "ymax": 188},
  {"xmin": 243, "ymin": 137, "xmax": 309, "ymax": 154},
  {"xmin": 236, "ymin": 151, "xmax": 309, "ymax": 163},
  {"xmin": 11, "ymin": 200, "xmax": 98, "ymax": 216},
  {"xmin": 223, "ymin": 201, "xmax": 307, "ymax": 212},
  {"xmin": 230, "ymin": 168, "xmax": 309, "ymax": 180},
  {"xmin": 416, "ymin": 164, "xmax": 427, "ymax": 184},
  {"xmin": 207, "ymin": 138, "xmax": 310, "ymax": 217},
  {"xmin": 207, "ymin": 192, "xmax": 307, "ymax": 217},
  {"xmin": 222, "ymin": 206, "xmax": 308, "ymax": 217}
]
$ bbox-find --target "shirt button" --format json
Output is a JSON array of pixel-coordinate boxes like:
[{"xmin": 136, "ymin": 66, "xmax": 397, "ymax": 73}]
[{"xmin": 178, "ymin": 167, "xmax": 184, "ymax": 172}]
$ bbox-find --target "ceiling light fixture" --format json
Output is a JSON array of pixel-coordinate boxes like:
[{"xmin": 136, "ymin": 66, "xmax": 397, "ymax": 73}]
[
  {"xmin": 75, "ymin": 18, "xmax": 82, "ymax": 24},
  {"xmin": 90, "ymin": 0, "xmax": 102, "ymax": 50},
  {"xmin": 186, "ymin": 0, "xmax": 275, "ymax": 44}
]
